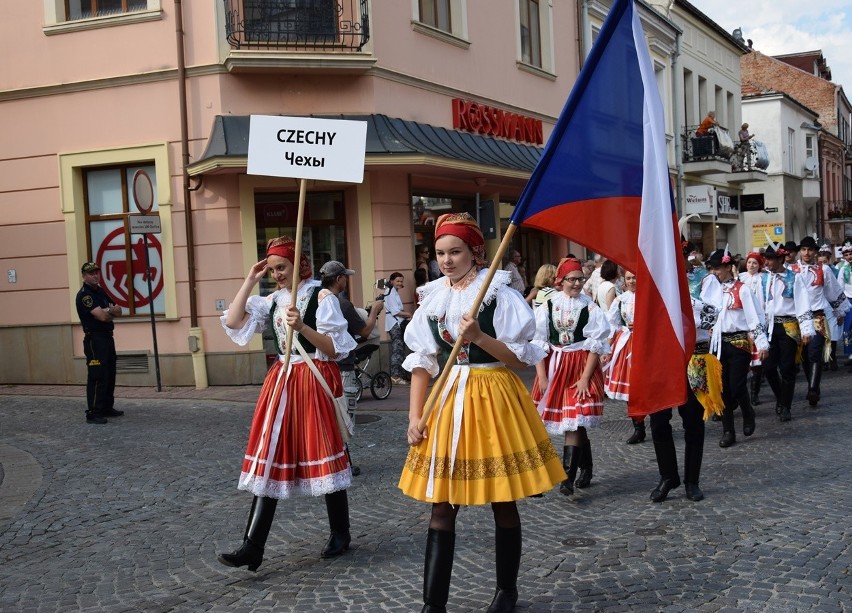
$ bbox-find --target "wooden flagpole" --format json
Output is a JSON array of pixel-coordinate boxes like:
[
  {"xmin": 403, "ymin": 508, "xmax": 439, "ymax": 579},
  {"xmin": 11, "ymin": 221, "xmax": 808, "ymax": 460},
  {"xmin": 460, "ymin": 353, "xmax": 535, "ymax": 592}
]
[
  {"xmin": 281, "ymin": 178, "xmax": 308, "ymax": 374},
  {"xmin": 417, "ymin": 222, "xmax": 519, "ymax": 432}
]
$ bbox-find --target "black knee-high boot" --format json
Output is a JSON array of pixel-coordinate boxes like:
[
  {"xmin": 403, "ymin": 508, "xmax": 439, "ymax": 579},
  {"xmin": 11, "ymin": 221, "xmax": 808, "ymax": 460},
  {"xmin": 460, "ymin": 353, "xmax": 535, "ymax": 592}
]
[
  {"xmin": 321, "ymin": 490, "xmax": 351, "ymax": 558},
  {"xmin": 650, "ymin": 439, "xmax": 680, "ymax": 502},
  {"xmin": 626, "ymin": 418, "xmax": 646, "ymax": 444},
  {"xmin": 217, "ymin": 495, "xmax": 278, "ymax": 571},
  {"xmin": 575, "ymin": 439, "xmax": 593, "ymax": 489},
  {"xmin": 422, "ymin": 529, "xmax": 455, "ymax": 613},
  {"xmin": 486, "ymin": 525, "xmax": 521, "ymax": 613},
  {"xmin": 559, "ymin": 446, "xmax": 582, "ymax": 495}
]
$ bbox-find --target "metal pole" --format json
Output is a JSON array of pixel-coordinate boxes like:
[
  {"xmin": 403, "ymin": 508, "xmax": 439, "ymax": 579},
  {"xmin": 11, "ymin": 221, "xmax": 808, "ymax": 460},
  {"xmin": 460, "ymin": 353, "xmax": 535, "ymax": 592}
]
[{"xmin": 144, "ymin": 234, "xmax": 162, "ymax": 391}]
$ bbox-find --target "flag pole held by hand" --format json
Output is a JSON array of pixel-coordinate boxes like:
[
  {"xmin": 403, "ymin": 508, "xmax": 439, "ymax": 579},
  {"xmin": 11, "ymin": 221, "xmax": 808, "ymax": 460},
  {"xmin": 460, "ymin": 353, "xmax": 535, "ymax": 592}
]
[
  {"xmin": 281, "ymin": 179, "xmax": 308, "ymax": 374},
  {"xmin": 417, "ymin": 223, "xmax": 519, "ymax": 432}
]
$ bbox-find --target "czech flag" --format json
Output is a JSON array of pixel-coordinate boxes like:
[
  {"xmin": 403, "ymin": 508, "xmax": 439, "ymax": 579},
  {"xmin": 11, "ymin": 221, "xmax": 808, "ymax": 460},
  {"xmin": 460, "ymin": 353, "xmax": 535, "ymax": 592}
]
[{"xmin": 511, "ymin": 0, "xmax": 694, "ymax": 415}]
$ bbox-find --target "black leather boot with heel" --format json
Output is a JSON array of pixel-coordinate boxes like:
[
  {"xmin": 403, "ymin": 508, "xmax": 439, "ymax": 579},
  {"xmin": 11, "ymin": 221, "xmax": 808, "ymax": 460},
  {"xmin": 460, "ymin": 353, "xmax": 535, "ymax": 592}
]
[
  {"xmin": 421, "ymin": 529, "xmax": 455, "ymax": 613},
  {"xmin": 321, "ymin": 489, "xmax": 351, "ymax": 558},
  {"xmin": 217, "ymin": 495, "xmax": 278, "ymax": 572},
  {"xmin": 486, "ymin": 525, "xmax": 521, "ymax": 613}
]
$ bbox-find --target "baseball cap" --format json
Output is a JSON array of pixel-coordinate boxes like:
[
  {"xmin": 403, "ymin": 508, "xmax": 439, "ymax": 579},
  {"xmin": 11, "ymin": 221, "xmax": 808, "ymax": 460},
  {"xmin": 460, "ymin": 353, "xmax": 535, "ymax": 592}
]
[
  {"xmin": 81, "ymin": 262, "xmax": 101, "ymax": 273},
  {"xmin": 319, "ymin": 260, "xmax": 355, "ymax": 277}
]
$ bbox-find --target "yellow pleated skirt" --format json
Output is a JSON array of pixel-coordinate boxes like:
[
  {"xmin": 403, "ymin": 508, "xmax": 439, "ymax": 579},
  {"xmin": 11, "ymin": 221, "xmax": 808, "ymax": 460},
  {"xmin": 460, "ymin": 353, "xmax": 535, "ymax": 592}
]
[{"xmin": 398, "ymin": 366, "xmax": 566, "ymax": 506}]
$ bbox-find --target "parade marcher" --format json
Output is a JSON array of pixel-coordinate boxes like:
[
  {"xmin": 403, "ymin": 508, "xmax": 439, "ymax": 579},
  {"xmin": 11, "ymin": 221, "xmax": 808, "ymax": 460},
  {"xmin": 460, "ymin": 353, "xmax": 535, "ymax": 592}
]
[
  {"xmin": 534, "ymin": 258, "xmax": 611, "ymax": 495},
  {"xmin": 595, "ymin": 259, "xmax": 619, "ymax": 312},
  {"xmin": 837, "ymin": 242, "xmax": 852, "ymax": 367},
  {"xmin": 602, "ymin": 270, "xmax": 645, "ymax": 444},
  {"xmin": 790, "ymin": 236, "xmax": 849, "ymax": 405},
  {"xmin": 684, "ymin": 244, "xmax": 708, "ymax": 299},
  {"xmin": 738, "ymin": 251, "xmax": 767, "ymax": 406},
  {"xmin": 400, "ymin": 213, "xmax": 564, "ymax": 613},
  {"xmin": 648, "ymin": 294, "xmax": 723, "ymax": 502},
  {"xmin": 783, "ymin": 240, "xmax": 799, "ymax": 268},
  {"xmin": 818, "ymin": 244, "xmax": 842, "ymax": 371},
  {"xmin": 760, "ymin": 243, "xmax": 814, "ymax": 422},
  {"xmin": 701, "ymin": 248, "xmax": 769, "ymax": 447},
  {"xmin": 75, "ymin": 262, "xmax": 124, "ymax": 424},
  {"xmin": 217, "ymin": 237, "xmax": 357, "ymax": 572},
  {"xmin": 320, "ymin": 260, "xmax": 384, "ymax": 476}
]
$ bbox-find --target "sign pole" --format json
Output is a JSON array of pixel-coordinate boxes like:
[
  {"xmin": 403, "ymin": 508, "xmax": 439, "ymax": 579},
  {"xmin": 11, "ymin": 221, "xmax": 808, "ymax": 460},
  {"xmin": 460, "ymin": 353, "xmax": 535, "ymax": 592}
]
[
  {"xmin": 281, "ymin": 178, "xmax": 308, "ymax": 374},
  {"xmin": 143, "ymin": 233, "xmax": 162, "ymax": 391}
]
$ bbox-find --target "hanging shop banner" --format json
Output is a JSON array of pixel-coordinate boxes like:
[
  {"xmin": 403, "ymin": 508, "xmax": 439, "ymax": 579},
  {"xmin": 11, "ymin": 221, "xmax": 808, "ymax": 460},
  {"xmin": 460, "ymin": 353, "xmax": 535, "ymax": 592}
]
[
  {"xmin": 684, "ymin": 185, "xmax": 716, "ymax": 216},
  {"xmin": 248, "ymin": 115, "xmax": 368, "ymax": 183}
]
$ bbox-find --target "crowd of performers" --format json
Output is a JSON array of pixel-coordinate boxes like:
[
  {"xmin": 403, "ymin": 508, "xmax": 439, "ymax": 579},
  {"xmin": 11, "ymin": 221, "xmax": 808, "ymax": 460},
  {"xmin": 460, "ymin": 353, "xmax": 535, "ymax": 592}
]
[{"xmin": 213, "ymin": 217, "xmax": 851, "ymax": 613}]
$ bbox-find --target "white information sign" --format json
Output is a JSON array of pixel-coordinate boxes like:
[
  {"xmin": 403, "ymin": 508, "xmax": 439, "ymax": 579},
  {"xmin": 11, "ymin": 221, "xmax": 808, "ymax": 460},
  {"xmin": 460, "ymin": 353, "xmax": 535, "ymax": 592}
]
[
  {"xmin": 683, "ymin": 185, "xmax": 716, "ymax": 216},
  {"xmin": 247, "ymin": 115, "xmax": 367, "ymax": 183},
  {"xmin": 129, "ymin": 214, "xmax": 162, "ymax": 234}
]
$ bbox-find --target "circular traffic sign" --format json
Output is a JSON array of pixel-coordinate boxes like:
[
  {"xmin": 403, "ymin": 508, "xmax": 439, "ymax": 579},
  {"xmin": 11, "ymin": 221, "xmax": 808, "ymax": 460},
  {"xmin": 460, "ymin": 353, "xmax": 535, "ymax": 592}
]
[{"xmin": 132, "ymin": 170, "xmax": 155, "ymax": 214}]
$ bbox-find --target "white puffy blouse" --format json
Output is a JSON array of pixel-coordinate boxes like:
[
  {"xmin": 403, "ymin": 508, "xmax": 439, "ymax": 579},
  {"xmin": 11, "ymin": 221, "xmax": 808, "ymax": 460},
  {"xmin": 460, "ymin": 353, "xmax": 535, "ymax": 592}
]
[
  {"xmin": 221, "ymin": 280, "xmax": 356, "ymax": 362},
  {"xmin": 402, "ymin": 269, "xmax": 545, "ymax": 376}
]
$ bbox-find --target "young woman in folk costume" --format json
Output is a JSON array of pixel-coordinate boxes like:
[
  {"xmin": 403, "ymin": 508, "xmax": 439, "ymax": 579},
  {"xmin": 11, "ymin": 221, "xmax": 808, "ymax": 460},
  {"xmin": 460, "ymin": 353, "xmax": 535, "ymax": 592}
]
[
  {"xmin": 534, "ymin": 258, "xmax": 611, "ymax": 496},
  {"xmin": 700, "ymin": 248, "xmax": 769, "ymax": 448},
  {"xmin": 738, "ymin": 251, "xmax": 768, "ymax": 406},
  {"xmin": 399, "ymin": 213, "xmax": 564, "ymax": 613},
  {"xmin": 217, "ymin": 236, "xmax": 357, "ymax": 571},
  {"xmin": 602, "ymin": 269, "xmax": 647, "ymax": 445}
]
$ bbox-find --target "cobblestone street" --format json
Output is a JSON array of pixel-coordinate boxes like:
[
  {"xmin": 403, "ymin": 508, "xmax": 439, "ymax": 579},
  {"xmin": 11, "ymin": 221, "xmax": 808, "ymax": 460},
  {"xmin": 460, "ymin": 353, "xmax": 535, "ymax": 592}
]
[{"xmin": 1, "ymin": 367, "xmax": 850, "ymax": 612}]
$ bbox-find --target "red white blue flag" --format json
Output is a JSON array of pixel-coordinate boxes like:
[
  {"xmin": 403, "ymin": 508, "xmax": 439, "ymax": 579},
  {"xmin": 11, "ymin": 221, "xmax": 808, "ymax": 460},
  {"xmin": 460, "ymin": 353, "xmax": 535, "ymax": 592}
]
[{"xmin": 511, "ymin": 0, "xmax": 694, "ymax": 415}]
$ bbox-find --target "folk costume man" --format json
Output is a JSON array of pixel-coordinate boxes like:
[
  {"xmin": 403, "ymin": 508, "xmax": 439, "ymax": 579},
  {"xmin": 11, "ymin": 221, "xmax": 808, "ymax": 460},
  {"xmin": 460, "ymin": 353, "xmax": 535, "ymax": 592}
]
[
  {"xmin": 789, "ymin": 236, "xmax": 849, "ymax": 406},
  {"xmin": 760, "ymin": 243, "xmax": 814, "ymax": 422}
]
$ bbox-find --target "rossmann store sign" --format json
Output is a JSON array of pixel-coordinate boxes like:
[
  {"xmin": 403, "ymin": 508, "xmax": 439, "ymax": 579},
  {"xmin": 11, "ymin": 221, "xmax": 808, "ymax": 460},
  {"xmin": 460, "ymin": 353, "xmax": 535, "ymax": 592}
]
[{"xmin": 452, "ymin": 98, "xmax": 543, "ymax": 145}]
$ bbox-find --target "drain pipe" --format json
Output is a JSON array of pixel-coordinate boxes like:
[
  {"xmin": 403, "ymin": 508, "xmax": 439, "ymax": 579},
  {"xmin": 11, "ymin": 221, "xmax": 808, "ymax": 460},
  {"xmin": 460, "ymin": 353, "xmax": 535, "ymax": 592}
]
[
  {"xmin": 672, "ymin": 30, "xmax": 685, "ymax": 218},
  {"xmin": 175, "ymin": 0, "xmax": 208, "ymax": 389}
]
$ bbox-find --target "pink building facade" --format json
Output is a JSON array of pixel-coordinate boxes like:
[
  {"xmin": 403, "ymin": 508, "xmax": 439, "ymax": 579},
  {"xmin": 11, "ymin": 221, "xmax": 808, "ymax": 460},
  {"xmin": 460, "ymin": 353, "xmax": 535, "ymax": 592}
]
[{"xmin": 0, "ymin": 1, "xmax": 577, "ymax": 386}]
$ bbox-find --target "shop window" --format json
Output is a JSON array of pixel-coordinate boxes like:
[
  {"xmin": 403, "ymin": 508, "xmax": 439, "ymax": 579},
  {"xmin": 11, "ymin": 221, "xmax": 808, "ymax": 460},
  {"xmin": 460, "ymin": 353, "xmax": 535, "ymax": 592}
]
[
  {"xmin": 82, "ymin": 163, "xmax": 164, "ymax": 317},
  {"xmin": 255, "ymin": 191, "xmax": 346, "ymax": 296}
]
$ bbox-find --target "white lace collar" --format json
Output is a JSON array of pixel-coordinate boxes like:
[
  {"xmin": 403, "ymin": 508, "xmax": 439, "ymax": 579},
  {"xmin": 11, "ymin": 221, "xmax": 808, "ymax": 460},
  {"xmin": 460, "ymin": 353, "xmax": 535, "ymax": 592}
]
[{"xmin": 419, "ymin": 268, "xmax": 511, "ymax": 319}]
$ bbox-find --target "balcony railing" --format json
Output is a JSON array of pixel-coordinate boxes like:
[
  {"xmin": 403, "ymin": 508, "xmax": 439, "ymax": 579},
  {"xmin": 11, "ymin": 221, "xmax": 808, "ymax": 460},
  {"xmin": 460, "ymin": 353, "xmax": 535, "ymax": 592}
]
[
  {"xmin": 682, "ymin": 124, "xmax": 735, "ymax": 163},
  {"xmin": 682, "ymin": 125, "xmax": 770, "ymax": 173},
  {"xmin": 223, "ymin": 0, "xmax": 370, "ymax": 51}
]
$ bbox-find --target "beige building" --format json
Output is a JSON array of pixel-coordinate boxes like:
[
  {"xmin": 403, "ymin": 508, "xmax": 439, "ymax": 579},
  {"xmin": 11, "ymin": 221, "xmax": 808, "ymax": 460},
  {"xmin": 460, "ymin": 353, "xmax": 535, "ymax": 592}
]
[{"xmin": 0, "ymin": 1, "xmax": 579, "ymax": 386}]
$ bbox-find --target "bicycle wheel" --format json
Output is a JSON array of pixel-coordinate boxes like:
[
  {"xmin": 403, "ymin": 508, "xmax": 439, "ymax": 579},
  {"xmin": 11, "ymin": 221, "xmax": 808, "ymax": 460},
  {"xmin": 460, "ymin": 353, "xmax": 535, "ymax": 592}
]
[{"xmin": 370, "ymin": 371, "xmax": 393, "ymax": 400}]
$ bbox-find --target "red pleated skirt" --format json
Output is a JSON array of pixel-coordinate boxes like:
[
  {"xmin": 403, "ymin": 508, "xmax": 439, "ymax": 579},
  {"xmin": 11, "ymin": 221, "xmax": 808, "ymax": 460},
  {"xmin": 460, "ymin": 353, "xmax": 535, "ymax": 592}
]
[
  {"xmin": 238, "ymin": 358, "xmax": 351, "ymax": 499},
  {"xmin": 538, "ymin": 348, "xmax": 605, "ymax": 434},
  {"xmin": 605, "ymin": 329, "xmax": 631, "ymax": 401}
]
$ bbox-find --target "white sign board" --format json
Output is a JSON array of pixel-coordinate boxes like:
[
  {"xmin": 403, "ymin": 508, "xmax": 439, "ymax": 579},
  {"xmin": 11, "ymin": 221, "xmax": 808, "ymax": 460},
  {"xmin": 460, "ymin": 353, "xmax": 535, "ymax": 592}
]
[
  {"xmin": 683, "ymin": 185, "xmax": 716, "ymax": 216},
  {"xmin": 129, "ymin": 214, "xmax": 162, "ymax": 234},
  {"xmin": 247, "ymin": 115, "xmax": 367, "ymax": 183}
]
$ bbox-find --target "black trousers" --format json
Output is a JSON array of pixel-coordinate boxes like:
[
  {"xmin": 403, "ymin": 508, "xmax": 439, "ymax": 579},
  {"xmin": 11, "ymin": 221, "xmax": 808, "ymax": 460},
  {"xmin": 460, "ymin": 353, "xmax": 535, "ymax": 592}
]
[
  {"xmin": 800, "ymin": 329, "xmax": 826, "ymax": 394},
  {"xmin": 84, "ymin": 333, "xmax": 116, "ymax": 415},
  {"xmin": 720, "ymin": 341, "xmax": 751, "ymax": 413},
  {"xmin": 649, "ymin": 393, "xmax": 705, "ymax": 449},
  {"xmin": 762, "ymin": 323, "xmax": 798, "ymax": 405}
]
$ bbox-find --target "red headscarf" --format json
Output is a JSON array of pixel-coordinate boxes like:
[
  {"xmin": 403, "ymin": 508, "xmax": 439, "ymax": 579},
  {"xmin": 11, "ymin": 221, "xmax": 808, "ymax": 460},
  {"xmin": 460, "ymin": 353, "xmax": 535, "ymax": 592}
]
[
  {"xmin": 555, "ymin": 257, "xmax": 583, "ymax": 283},
  {"xmin": 266, "ymin": 236, "xmax": 313, "ymax": 281},
  {"xmin": 745, "ymin": 251, "xmax": 764, "ymax": 270},
  {"xmin": 434, "ymin": 212, "xmax": 486, "ymax": 266}
]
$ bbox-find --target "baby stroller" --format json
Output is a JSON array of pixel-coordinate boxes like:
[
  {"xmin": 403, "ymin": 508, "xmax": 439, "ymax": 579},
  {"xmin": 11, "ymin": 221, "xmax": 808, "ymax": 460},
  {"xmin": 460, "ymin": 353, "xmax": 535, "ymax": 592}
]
[{"xmin": 353, "ymin": 343, "xmax": 392, "ymax": 401}]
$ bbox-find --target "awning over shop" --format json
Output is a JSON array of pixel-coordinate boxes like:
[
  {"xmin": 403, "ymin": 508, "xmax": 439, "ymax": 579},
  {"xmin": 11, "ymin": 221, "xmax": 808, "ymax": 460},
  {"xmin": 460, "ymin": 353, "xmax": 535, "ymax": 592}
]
[{"xmin": 187, "ymin": 114, "xmax": 543, "ymax": 177}]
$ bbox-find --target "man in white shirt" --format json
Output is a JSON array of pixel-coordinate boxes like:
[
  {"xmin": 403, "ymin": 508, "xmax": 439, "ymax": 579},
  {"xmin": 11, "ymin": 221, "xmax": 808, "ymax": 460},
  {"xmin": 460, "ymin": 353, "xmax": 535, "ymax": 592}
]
[{"xmin": 503, "ymin": 250, "xmax": 526, "ymax": 293}]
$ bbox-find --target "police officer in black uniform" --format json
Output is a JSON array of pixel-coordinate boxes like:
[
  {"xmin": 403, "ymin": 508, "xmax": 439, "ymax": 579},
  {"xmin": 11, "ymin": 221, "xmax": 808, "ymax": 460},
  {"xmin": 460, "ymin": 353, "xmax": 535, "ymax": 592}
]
[{"xmin": 76, "ymin": 262, "xmax": 124, "ymax": 424}]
